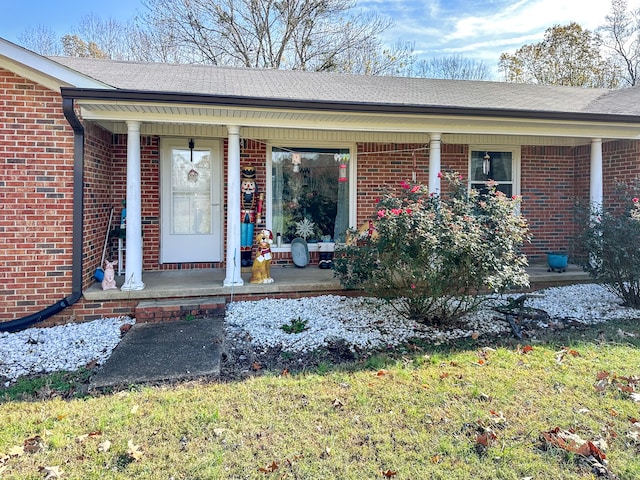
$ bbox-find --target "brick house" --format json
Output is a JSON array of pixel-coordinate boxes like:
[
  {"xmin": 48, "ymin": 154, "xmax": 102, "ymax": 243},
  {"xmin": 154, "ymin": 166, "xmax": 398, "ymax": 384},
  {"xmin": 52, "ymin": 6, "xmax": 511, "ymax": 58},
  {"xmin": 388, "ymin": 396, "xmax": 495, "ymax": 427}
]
[{"xmin": 2, "ymin": 37, "xmax": 640, "ymax": 329}]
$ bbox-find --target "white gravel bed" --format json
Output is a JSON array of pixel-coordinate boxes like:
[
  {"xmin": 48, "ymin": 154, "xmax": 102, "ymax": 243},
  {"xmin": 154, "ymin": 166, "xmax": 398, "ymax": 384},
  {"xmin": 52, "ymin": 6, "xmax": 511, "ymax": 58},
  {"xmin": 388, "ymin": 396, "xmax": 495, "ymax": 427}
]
[
  {"xmin": 226, "ymin": 283, "xmax": 640, "ymax": 353},
  {"xmin": 1, "ymin": 284, "xmax": 638, "ymax": 384},
  {"xmin": 0, "ymin": 316, "xmax": 134, "ymax": 385}
]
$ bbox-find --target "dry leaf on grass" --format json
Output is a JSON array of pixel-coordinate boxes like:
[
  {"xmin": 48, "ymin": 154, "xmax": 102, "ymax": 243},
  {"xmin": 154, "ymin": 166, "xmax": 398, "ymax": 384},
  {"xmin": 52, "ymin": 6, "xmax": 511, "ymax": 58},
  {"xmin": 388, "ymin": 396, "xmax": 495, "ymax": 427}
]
[
  {"xmin": 258, "ymin": 460, "xmax": 278, "ymax": 473},
  {"xmin": 97, "ymin": 440, "xmax": 111, "ymax": 453},
  {"xmin": 628, "ymin": 421, "xmax": 640, "ymax": 442},
  {"xmin": 39, "ymin": 465, "xmax": 63, "ymax": 479},
  {"xmin": 8, "ymin": 445, "xmax": 24, "ymax": 457},
  {"xmin": 381, "ymin": 469, "xmax": 397, "ymax": 477},
  {"xmin": 126, "ymin": 440, "xmax": 143, "ymax": 461},
  {"xmin": 24, "ymin": 436, "xmax": 45, "ymax": 454}
]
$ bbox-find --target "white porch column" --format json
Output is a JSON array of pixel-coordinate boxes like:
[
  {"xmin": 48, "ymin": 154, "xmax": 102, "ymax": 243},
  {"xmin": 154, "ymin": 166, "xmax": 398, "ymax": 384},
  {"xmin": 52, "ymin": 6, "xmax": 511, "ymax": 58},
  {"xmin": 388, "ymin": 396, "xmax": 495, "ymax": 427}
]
[
  {"xmin": 428, "ymin": 133, "xmax": 442, "ymax": 194},
  {"xmin": 223, "ymin": 125, "xmax": 244, "ymax": 286},
  {"xmin": 121, "ymin": 120, "xmax": 145, "ymax": 291},
  {"xmin": 590, "ymin": 138, "xmax": 603, "ymax": 211}
]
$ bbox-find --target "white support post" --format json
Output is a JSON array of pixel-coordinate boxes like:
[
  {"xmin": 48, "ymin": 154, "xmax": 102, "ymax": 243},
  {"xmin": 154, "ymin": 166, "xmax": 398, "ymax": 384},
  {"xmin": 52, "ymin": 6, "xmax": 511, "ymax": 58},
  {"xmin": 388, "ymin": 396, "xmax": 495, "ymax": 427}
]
[
  {"xmin": 223, "ymin": 125, "xmax": 244, "ymax": 286},
  {"xmin": 428, "ymin": 133, "xmax": 442, "ymax": 195},
  {"xmin": 120, "ymin": 120, "xmax": 145, "ymax": 291},
  {"xmin": 590, "ymin": 138, "xmax": 603, "ymax": 212}
]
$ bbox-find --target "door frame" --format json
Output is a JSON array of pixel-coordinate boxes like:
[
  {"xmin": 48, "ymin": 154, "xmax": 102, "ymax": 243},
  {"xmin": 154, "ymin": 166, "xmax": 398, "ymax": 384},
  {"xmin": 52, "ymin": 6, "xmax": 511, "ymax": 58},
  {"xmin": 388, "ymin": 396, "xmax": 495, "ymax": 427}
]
[{"xmin": 159, "ymin": 137, "xmax": 224, "ymax": 263}]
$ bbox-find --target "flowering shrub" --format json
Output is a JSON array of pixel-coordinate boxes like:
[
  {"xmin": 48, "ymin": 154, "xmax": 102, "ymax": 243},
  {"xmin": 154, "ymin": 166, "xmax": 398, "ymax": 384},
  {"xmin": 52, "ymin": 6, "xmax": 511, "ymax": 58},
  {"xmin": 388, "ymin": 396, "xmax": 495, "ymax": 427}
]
[
  {"xmin": 333, "ymin": 172, "xmax": 530, "ymax": 325},
  {"xmin": 577, "ymin": 180, "xmax": 640, "ymax": 308}
]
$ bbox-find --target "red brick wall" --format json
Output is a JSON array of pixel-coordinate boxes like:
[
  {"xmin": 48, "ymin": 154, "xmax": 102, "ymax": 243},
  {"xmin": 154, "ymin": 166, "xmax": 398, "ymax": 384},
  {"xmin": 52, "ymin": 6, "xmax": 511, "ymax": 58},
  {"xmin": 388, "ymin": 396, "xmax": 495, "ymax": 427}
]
[
  {"xmin": 83, "ymin": 123, "xmax": 116, "ymax": 287},
  {"xmin": 520, "ymin": 146, "xmax": 576, "ymax": 259},
  {"xmin": 0, "ymin": 68, "xmax": 75, "ymax": 321}
]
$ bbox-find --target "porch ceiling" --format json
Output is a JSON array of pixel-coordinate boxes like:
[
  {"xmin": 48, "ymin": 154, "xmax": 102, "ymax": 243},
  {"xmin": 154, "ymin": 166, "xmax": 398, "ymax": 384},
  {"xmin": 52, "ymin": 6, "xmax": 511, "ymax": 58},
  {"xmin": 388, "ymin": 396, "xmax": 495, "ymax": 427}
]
[{"xmin": 77, "ymin": 100, "xmax": 640, "ymax": 145}]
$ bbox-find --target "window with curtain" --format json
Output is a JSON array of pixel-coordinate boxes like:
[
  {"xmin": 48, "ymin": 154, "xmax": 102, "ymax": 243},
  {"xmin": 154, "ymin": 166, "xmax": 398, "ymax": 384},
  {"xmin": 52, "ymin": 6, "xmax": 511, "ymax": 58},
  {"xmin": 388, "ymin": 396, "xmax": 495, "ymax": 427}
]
[{"xmin": 271, "ymin": 147, "xmax": 350, "ymax": 244}]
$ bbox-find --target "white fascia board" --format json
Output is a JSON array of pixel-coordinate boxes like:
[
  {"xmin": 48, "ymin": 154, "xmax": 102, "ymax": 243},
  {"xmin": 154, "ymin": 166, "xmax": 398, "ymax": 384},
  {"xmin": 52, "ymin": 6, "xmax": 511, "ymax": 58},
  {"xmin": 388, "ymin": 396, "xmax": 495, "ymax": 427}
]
[
  {"xmin": 76, "ymin": 100, "xmax": 640, "ymax": 141},
  {"xmin": 0, "ymin": 37, "xmax": 111, "ymax": 90}
]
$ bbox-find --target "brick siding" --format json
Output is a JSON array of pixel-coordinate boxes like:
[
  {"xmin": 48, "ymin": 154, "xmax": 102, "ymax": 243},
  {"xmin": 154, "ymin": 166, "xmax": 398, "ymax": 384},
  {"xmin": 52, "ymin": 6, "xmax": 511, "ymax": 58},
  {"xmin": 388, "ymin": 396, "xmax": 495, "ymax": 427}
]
[{"xmin": 2, "ymin": 66, "xmax": 640, "ymax": 325}]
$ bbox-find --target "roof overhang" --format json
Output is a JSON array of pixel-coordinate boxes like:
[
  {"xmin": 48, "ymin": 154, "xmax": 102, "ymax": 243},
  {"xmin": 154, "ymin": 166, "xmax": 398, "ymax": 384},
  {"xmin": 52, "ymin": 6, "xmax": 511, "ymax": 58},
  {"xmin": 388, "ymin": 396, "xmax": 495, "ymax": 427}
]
[
  {"xmin": 0, "ymin": 39, "xmax": 112, "ymax": 91},
  {"xmin": 61, "ymin": 87, "xmax": 640, "ymax": 141}
]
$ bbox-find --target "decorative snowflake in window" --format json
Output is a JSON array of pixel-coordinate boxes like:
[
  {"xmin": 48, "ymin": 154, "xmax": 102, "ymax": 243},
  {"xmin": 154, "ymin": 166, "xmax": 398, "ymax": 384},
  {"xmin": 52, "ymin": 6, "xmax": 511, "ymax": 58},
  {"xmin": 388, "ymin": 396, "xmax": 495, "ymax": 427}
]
[{"xmin": 295, "ymin": 218, "xmax": 316, "ymax": 240}]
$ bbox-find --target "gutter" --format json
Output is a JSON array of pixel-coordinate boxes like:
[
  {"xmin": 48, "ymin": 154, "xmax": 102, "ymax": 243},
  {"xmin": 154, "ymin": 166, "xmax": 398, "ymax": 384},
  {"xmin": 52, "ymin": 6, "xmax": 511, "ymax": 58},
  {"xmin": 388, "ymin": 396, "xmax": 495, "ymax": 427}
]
[
  {"xmin": 0, "ymin": 98, "xmax": 84, "ymax": 332},
  {"xmin": 60, "ymin": 87, "xmax": 640, "ymax": 125}
]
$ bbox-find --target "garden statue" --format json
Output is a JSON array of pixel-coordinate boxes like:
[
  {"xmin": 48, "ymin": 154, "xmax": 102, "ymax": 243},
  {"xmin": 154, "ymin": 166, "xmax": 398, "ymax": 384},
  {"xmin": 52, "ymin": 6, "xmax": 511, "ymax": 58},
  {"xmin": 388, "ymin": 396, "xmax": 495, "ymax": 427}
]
[
  {"xmin": 101, "ymin": 259, "xmax": 118, "ymax": 290},
  {"xmin": 241, "ymin": 166, "xmax": 258, "ymax": 267},
  {"xmin": 249, "ymin": 229, "xmax": 274, "ymax": 284}
]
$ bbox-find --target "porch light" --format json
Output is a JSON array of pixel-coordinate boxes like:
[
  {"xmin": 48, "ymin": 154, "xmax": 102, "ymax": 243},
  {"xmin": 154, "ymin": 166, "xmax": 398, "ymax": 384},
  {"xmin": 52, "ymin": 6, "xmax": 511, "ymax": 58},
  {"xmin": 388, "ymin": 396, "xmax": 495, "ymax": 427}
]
[{"xmin": 483, "ymin": 152, "xmax": 491, "ymax": 176}]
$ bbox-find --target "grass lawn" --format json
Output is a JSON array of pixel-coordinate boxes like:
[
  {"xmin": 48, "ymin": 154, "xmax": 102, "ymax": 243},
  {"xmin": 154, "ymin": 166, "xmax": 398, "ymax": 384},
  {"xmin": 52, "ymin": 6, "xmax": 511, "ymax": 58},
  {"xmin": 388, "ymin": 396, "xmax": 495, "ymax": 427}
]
[{"xmin": 1, "ymin": 318, "xmax": 639, "ymax": 479}]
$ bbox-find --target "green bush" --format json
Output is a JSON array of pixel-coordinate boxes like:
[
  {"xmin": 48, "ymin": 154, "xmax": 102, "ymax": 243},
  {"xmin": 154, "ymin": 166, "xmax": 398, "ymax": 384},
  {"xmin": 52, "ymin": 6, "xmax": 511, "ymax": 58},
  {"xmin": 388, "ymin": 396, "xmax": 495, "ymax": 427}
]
[
  {"xmin": 577, "ymin": 181, "xmax": 640, "ymax": 308},
  {"xmin": 333, "ymin": 173, "xmax": 530, "ymax": 324}
]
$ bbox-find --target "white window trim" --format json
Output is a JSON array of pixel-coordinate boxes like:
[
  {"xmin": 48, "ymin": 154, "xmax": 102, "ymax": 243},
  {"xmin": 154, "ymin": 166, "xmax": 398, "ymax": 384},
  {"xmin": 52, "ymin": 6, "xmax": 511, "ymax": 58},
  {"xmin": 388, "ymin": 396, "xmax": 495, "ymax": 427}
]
[
  {"xmin": 468, "ymin": 145, "xmax": 521, "ymax": 196},
  {"xmin": 266, "ymin": 142, "xmax": 357, "ymax": 252}
]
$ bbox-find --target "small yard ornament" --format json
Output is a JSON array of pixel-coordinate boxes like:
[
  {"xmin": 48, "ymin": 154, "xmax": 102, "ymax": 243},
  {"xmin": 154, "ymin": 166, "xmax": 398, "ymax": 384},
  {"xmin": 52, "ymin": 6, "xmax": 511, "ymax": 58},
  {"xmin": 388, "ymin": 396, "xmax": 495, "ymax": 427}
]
[
  {"xmin": 249, "ymin": 229, "xmax": 274, "ymax": 284},
  {"xmin": 101, "ymin": 260, "xmax": 118, "ymax": 290}
]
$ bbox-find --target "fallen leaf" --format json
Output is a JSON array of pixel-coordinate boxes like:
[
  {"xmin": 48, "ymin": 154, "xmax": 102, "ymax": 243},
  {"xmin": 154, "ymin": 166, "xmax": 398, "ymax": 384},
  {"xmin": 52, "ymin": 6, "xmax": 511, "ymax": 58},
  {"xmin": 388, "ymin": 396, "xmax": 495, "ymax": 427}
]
[
  {"xmin": 130, "ymin": 405, "xmax": 139, "ymax": 415},
  {"xmin": 521, "ymin": 345, "xmax": 533, "ymax": 354},
  {"xmin": 97, "ymin": 440, "xmax": 111, "ymax": 453},
  {"xmin": 213, "ymin": 428, "xmax": 227, "ymax": 437},
  {"xmin": 281, "ymin": 369, "xmax": 289, "ymax": 376},
  {"xmin": 252, "ymin": 362, "xmax": 262, "ymax": 371},
  {"xmin": 628, "ymin": 421, "xmax": 640, "ymax": 442},
  {"xmin": 596, "ymin": 371, "xmax": 610, "ymax": 381},
  {"xmin": 430, "ymin": 454, "xmax": 441, "ymax": 464},
  {"xmin": 39, "ymin": 465, "xmax": 63, "ymax": 479},
  {"xmin": 439, "ymin": 372, "xmax": 450, "ymax": 379},
  {"xmin": 381, "ymin": 469, "xmax": 397, "ymax": 477},
  {"xmin": 75, "ymin": 434, "xmax": 89, "ymax": 444},
  {"xmin": 8, "ymin": 445, "xmax": 25, "ymax": 457},
  {"xmin": 471, "ymin": 332, "xmax": 479, "ymax": 340},
  {"xmin": 85, "ymin": 359, "xmax": 98, "ymax": 370},
  {"xmin": 23, "ymin": 435, "xmax": 45, "ymax": 454},
  {"xmin": 126, "ymin": 440, "xmax": 143, "ymax": 461},
  {"xmin": 375, "ymin": 369, "xmax": 387, "ymax": 377},
  {"xmin": 120, "ymin": 324, "xmax": 132, "ymax": 335},
  {"xmin": 258, "ymin": 461, "xmax": 278, "ymax": 473},
  {"xmin": 332, "ymin": 398, "xmax": 344, "ymax": 408},
  {"xmin": 476, "ymin": 430, "xmax": 497, "ymax": 447}
]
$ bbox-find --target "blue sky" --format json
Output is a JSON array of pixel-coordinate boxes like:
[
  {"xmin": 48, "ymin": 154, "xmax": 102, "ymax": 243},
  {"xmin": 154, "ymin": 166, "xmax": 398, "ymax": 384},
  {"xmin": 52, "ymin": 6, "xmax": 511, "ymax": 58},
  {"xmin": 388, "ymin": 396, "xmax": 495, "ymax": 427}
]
[{"xmin": 1, "ymin": 0, "xmax": 637, "ymax": 74}]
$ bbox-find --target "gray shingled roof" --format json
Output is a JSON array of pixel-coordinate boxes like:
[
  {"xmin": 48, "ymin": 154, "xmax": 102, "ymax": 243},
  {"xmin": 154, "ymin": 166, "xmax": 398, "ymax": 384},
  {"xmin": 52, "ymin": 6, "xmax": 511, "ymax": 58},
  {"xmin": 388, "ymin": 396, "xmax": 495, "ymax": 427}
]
[{"xmin": 50, "ymin": 56, "xmax": 640, "ymax": 117}]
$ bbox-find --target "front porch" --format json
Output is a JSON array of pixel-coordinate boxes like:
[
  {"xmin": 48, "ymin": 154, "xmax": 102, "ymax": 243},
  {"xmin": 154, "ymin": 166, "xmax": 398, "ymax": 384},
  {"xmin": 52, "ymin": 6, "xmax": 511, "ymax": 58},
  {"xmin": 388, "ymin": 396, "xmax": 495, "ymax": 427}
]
[{"xmin": 82, "ymin": 263, "xmax": 590, "ymax": 322}]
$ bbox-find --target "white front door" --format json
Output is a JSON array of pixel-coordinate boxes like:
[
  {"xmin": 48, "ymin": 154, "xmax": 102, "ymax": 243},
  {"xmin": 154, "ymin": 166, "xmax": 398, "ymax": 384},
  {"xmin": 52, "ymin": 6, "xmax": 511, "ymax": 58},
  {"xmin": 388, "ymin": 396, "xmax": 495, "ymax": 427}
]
[{"xmin": 161, "ymin": 138, "xmax": 223, "ymax": 263}]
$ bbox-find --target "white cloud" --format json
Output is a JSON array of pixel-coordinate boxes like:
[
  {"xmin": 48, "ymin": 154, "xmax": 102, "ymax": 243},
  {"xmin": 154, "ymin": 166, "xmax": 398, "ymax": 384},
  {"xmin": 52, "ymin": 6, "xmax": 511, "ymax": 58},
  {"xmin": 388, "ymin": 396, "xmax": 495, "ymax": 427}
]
[{"xmin": 376, "ymin": 0, "xmax": 640, "ymax": 74}]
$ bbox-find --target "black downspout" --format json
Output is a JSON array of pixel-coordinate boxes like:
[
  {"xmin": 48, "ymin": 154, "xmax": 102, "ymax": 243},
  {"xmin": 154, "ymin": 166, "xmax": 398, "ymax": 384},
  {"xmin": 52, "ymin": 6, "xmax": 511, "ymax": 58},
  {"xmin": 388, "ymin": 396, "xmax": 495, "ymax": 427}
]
[{"xmin": 0, "ymin": 98, "xmax": 84, "ymax": 332}]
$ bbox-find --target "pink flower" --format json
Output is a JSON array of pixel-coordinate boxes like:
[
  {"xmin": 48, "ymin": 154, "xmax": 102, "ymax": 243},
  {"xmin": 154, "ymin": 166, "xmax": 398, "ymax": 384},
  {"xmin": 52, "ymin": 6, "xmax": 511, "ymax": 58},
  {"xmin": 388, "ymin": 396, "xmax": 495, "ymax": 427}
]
[
  {"xmin": 633, "ymin": 197, "xmax": 639, "ymax": 203},
  {"xmin": 391, "ymin": 208, "xmax": 403, "ymax": 215},
  {"xmin": 400, "ymin": 180, "xmax": 410, "ymax": 189},
  {"xmin": 411, "ymin": 185, "xmax": 420, "ymax": 193},
  {"xmin": 377, "ymin": 209, "xmax": 386, "ymax": 218},
  {"xmin": 405, "ymin": 208, "xmax": 413, "ymax": 215},
  {"xmin": 458, "ymin": 174, "xmax": 463, "ymax": 180},
  {"xmin": 374, "ymin": 197, "xmax": 380, "ymax": 204},
  {"xmin": 411, "ymin": 284, "xmax": 416, "ymax": 289},
  {"xmin": 437, "ymin": 172, "xmax": 443, "ymax": 179}
]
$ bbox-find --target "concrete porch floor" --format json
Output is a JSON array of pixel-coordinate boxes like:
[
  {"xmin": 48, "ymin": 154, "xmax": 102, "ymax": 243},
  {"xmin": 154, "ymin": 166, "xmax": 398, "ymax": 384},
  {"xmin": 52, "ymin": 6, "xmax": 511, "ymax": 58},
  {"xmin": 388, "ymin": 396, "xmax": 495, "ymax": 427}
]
[{"xmin": 83, "ymin": 263, "xmax": 590, "ymax": 302}]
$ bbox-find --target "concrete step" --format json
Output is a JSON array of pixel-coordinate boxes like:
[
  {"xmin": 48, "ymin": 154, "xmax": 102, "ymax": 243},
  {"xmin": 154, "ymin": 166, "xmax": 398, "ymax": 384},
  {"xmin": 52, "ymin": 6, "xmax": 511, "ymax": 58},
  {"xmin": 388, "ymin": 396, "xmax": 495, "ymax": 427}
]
[{"xmin": 135, "ymin": 296, "xmax": 226, "ymax": 323}]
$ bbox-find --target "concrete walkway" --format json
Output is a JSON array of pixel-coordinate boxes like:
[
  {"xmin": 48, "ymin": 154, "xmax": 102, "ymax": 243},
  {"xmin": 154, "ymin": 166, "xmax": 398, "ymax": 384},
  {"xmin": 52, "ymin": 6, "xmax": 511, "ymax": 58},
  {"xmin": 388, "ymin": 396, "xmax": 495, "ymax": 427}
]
[{"xmin": 89, "ymin": 316, "xmax": 224, "ymax": 389}]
